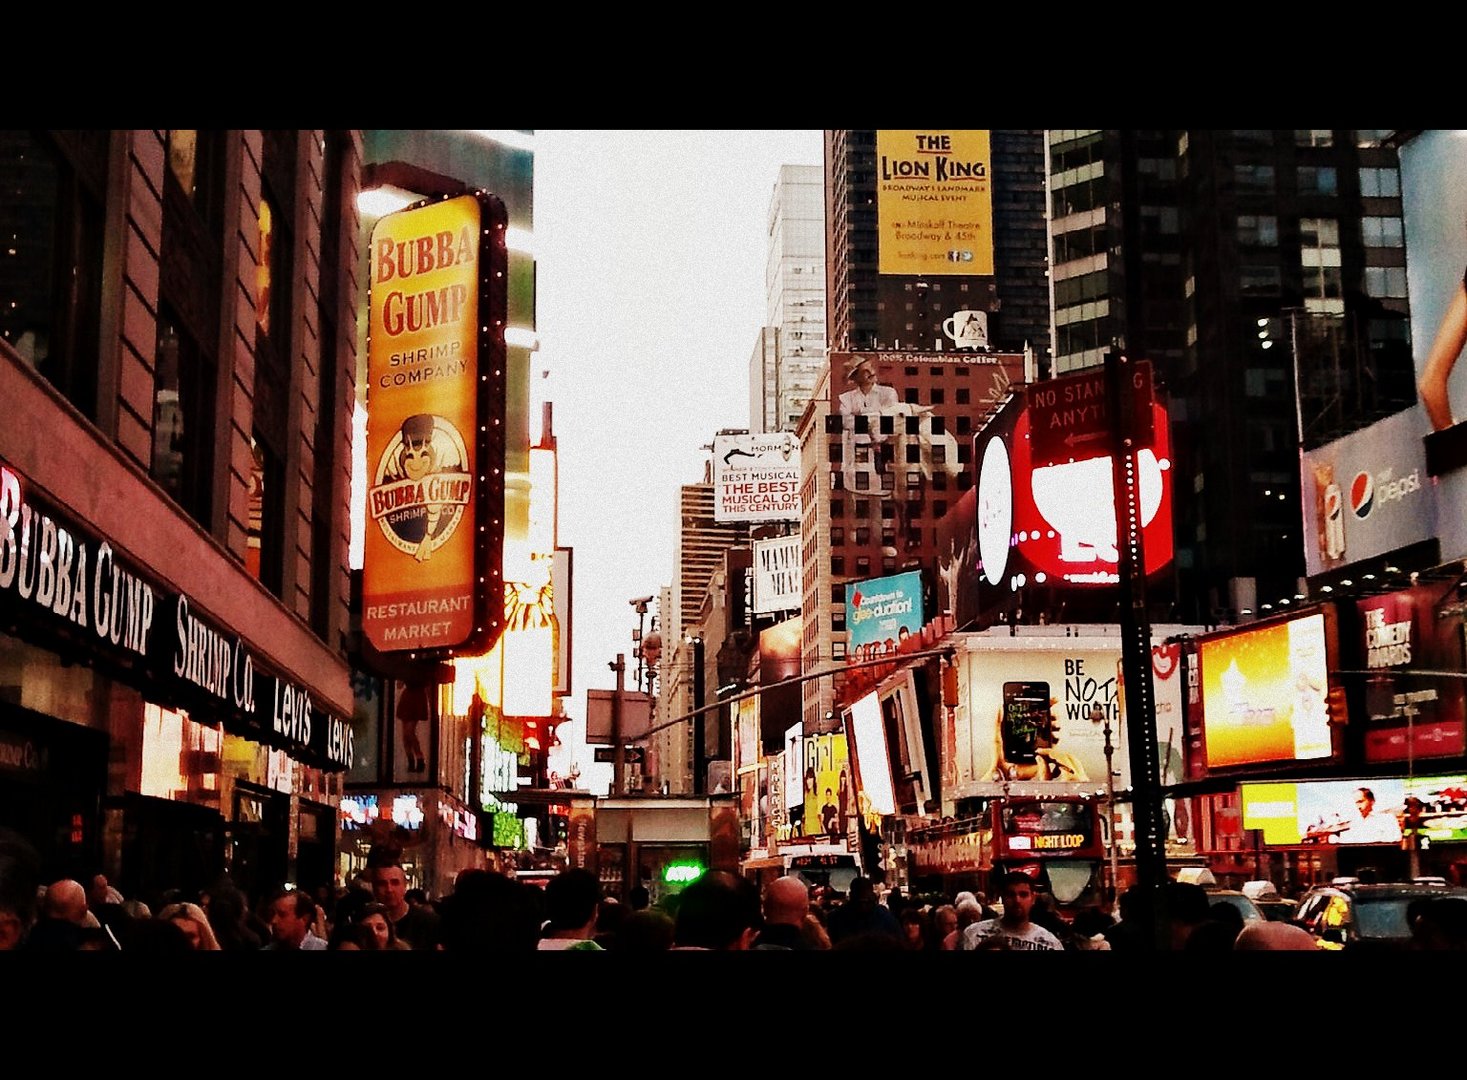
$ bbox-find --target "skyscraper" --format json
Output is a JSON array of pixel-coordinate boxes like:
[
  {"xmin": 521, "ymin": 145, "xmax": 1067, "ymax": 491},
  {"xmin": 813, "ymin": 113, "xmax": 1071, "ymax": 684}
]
[
  {"xmin": 824, "ymin": 130, "xmax": 1051, "ymax": 358},
  {"xmin": 1044, "ymin": 129, "xmax": 1415, "ymax": 622},
  {"xmin": 750, "ymin": 164, "xmax": 826, "ymax": 434},
  {"xmin": 800, "ymin": 131, "xmax": 1050, "ymax": 731}
]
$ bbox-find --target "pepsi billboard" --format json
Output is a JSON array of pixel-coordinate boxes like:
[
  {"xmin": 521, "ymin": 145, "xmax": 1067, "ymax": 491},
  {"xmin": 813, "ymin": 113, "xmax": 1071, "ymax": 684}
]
[{"xmin": 1299, "ymin": 405, "xmax": 1436, "ymax": 577}]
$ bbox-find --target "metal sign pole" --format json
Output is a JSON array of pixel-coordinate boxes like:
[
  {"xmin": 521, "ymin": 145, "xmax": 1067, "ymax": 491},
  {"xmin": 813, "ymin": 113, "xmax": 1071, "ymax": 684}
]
[
  {"xmin": 1106, "ymin": 350, "xmax": 1170, "ymax": 947},
  {"xmin": 612, "ymin": 653, "xmax": 625, "ymax": 797}
]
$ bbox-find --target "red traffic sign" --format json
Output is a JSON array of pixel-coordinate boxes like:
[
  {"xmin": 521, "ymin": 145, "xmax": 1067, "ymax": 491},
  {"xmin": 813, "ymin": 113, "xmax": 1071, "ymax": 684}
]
[{"xmin": 1027, "ymin": 359, "xmax": 1154, "ymax": 466}]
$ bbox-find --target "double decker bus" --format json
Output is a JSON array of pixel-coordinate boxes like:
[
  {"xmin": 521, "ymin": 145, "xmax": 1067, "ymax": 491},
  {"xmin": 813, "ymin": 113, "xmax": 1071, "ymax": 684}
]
[{"xmin": 906, "ymin": 794, "xmax": 1107, "ymax": 910}]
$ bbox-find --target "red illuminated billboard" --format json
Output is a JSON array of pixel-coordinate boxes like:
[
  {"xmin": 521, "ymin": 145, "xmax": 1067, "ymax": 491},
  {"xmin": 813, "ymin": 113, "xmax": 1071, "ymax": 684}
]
[
  {"xmin": 977, "ymin": 398, "xmax": 1173, "ymax": 590},
  {"xmin": 1355, "ymin": 581, "xmax": 1466, "ymax": 763}
]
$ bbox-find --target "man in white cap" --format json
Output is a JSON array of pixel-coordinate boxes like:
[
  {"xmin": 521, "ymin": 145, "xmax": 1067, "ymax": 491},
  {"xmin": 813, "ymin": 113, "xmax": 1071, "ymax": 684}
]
[{"xmin": 838, "ymin": 356, "xmax": 899, "ymax": 490}]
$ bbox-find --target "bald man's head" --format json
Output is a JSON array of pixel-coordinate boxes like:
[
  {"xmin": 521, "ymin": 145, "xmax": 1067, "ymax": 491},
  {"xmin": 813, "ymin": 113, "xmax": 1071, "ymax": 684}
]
[
  {"xmin": 44, "ymin": 879, "xmax": 89, "ymax": 925},
  {"xmin": 1235, "ymin": 921, "xmax": 1320, "ymax": 951},
  {"xmin": 763, "ymin": 876, "xmax": 810, "ymax": 927}
]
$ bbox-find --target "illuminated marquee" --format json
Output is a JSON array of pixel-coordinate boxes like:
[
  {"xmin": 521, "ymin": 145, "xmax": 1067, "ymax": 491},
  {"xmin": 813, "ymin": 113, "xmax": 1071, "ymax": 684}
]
[
  {"xmin": 974, "ymin": 400, "xmax": 1175, "ymax": 591},
  {"xmin": 363, "ymin": 192, "xmax": 507, "ymax": 658}
]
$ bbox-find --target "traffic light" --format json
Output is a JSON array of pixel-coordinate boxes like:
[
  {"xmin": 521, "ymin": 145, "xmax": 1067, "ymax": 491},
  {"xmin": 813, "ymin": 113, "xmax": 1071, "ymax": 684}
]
[
  {"xmin": 942, "ymin": 659, "xmax": 959, "ymax": 710},
  {"xmin": 1326, "ymin": 685, "xmax": 1348, "ymax": 727}
]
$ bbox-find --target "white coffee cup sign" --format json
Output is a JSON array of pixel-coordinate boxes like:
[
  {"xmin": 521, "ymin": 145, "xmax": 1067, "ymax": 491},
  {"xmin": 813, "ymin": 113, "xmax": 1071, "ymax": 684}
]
[{"xmin": 943, "ymin": 309, "xmax": 989, "ymax": 350}]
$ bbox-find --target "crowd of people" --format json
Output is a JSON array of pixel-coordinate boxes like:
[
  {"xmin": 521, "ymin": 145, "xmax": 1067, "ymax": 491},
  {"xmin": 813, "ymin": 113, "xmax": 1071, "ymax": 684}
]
[{"xmin": 4, "ymin": 825, "xmax": 1465, "ymax": 952}]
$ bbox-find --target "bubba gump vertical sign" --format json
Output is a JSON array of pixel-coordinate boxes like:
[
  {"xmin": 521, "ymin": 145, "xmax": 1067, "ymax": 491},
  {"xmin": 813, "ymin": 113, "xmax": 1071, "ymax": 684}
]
[{"xmin": 364, "ymin": 192, "xmax": 507, "ymax": 657}]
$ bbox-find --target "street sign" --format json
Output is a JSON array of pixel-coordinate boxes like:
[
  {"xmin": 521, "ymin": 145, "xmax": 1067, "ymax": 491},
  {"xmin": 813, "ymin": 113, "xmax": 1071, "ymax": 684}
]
[
  {"xmin": 1027, "ymin": 359, "xmax": 1154, "ymax": 466},
  {"xmin": 594, "ymin": 746, "xmax": 645, "ymax": 764}
]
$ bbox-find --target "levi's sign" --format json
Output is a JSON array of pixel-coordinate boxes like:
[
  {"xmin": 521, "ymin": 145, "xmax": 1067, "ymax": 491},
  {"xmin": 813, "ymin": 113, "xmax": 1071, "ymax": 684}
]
[
  {"xmin": 0, "ymin": 460, "xmax": 351, "ymax": 770},
  {"xmin": 1027, "ymin": 361, "xmax": 1154, "ymax": 466}
]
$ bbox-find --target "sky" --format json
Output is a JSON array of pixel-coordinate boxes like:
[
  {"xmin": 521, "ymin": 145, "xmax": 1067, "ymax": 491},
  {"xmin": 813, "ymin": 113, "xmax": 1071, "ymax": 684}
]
[{"xmin": 533, "ymin": 130, "xmax": 824, "ymax": 793}]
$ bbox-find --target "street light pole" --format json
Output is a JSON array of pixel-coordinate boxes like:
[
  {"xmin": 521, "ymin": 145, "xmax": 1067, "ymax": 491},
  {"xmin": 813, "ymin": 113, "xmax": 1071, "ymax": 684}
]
[
  {"xmin": 1091, "ymin": 703, "xmax": 1121, "ymax": 910},
  {"xmin": 630, "ymin": 597, "xmax": 652, "ymax": 693},
  {"xmin": 611, "ymin": 653, "xmax": 626, "ymax": 797},
  {"xmin": 691, "ymin": 636, "xmax": 706, "ymax": 795}
]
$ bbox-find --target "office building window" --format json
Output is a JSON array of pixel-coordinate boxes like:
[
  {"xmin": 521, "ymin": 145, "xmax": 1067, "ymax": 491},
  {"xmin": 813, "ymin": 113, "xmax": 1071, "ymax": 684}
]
[
  {"xmin": 153, "ymin": 130, "xmax": 227, "ymax": 530},
  {"xmin": 1234, "ymin": 164, "xmax": 1275, "ymax": 194},
  {"xmin": 151, "ymin": 311, "xmax": 217, "ymax": 527},
  {"xmin": 1294, "ymin": 130, "xmax": 1333, "ymax": 147},
  {"xmin": 1296, "ymin": 166, "xmax": 1338, "ymax": 197},
  {"xmin": 1237, "ymin": 215, "xmax": 1278, "ymax": 246},
  {"xmin": 1361, "ymin": 216, "xmax": 1404, "ymax": 248},
  {"xmin": 1365, "ymin": 266, "xmax": 1408, "ymax": 299},
  {"xmin": 249, "ymin": 131, "xmax": 298, "ymax": 596},
  {"xmin": 1239, "ymin": 265, "xmax": 1281, "ymax": 296},
  {"xmin": 1300, "ymin": 218, "xmax": 1342, "ymax": 310},
  {"xmin": 0, "ymin": 130, "xmax": 109, "ymax": 420},
  {"xmin": 1359, "ymin": 167, "xmax": 1400, "ymax": 198}
]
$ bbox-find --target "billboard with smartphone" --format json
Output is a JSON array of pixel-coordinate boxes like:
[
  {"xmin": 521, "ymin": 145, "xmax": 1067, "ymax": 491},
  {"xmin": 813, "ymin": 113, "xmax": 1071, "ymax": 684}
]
[{"xmin": 950, "ymin": 640, "xmax": 1128, "ymax": 799}]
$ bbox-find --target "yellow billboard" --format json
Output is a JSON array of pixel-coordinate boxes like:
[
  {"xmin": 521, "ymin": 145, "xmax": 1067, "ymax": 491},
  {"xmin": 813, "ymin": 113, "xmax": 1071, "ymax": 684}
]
[
  {"xmin": 363, "ymin": 192, "xmax": 507, "ymax": 657},
  {"xmin": 876, "ymin": 130, "xmax": 994, "ymax": 276}
]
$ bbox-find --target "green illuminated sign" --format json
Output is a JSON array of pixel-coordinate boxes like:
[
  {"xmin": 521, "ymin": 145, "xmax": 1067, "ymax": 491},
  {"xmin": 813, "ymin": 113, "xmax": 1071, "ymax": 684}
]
[{"xmin": 662, "ymin": 862, "xmax": 705, "ymax": 885}]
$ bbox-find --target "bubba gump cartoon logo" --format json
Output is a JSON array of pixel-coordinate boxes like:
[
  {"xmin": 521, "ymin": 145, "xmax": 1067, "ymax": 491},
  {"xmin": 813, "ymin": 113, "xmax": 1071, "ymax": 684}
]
[{"xmin": 369, "ymin": 414, "xmax": 472, "ymax": 562}]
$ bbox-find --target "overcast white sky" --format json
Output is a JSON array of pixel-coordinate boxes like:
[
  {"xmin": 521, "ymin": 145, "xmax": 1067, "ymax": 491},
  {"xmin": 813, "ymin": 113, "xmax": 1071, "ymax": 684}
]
[{"xmin": 534, "ymin": 130, "xmax": 824, "ymax": 792}]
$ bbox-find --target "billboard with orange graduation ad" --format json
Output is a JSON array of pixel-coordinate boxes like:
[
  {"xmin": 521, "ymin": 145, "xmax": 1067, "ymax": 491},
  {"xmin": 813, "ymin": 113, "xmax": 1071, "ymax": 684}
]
[
  {"xmin": 846, "ymin": 570, "xmax": 923, "ymax": 665},
  {"xmin": 1356, "ymin": 580, "xmax": 1467, "ymax": 763},
  {"xmin": 876, "ymin": 130, "xmax": 994, "ymax": 276},
  {"xmin": 1197, "ymin": 608, "xmax": 1340, "ymax": 771},
  {"xmin": 364, "ymin": 192, "xmax": 507, "ymax": 658},
  {"xmin": 1242, "ymin": 775, "xmax": 1467, "ymax": 846}
]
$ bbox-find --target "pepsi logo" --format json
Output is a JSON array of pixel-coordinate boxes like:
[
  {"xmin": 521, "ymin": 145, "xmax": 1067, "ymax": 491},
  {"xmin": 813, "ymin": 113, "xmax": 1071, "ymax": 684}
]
[{"xmin": 1350, "ymin": 470, "xmax": 1374, "ymax": 520}]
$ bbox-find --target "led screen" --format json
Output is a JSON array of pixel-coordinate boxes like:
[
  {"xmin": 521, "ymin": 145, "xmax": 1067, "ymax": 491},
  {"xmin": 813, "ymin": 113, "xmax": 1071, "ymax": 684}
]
[
  {"xmin": 847, "ymin": 692, "xmax": 895, "ymax": 817},
  {"xmin": 1199, "ymin": 612, "xmax": 1334, "ymax": 768}
]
